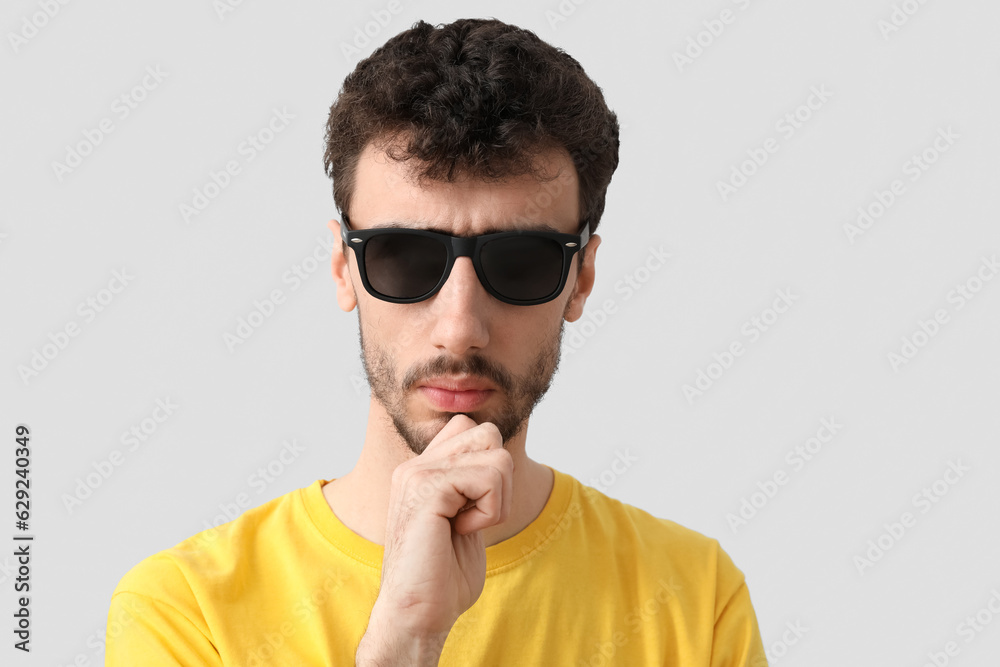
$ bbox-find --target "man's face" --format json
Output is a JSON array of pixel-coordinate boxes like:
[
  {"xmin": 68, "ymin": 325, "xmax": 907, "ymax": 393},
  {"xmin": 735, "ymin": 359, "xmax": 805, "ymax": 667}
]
[{"xmin": 330, "ymin": 141, "xmax": 600, "ymax": 456}]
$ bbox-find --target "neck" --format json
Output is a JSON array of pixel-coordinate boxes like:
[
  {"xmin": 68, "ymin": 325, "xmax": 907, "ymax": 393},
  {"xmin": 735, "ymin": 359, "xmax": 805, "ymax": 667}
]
[{"xmin": 322, "ymin": 397, "xmax": 554, "ymax": 548}]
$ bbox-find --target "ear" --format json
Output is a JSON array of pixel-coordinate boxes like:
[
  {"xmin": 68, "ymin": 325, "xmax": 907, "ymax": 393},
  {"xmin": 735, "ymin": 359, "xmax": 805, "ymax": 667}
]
[
  {"xmin": 327, "ymin": 219, "xmax": 357, "ymax": 312},
  {"xmin": 563, "ymin": 233, "xmax": 601, "ymax": 323}
]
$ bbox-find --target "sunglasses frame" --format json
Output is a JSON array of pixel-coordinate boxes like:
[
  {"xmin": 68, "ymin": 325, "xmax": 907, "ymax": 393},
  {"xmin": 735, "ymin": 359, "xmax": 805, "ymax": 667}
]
[{"xmin": 339, "ymin": 213, "xmax": 591, "ymax": 306}]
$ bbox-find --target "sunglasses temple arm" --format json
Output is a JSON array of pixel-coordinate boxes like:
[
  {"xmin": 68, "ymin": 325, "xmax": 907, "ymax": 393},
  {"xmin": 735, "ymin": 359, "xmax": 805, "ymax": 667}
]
[
  {"xmin": 337, "ymin": 213, "xmax": 351, "ymax": 243},
  {"xmin": 578, "ymin": 220, "xmax": 590, "ymax": 250}
]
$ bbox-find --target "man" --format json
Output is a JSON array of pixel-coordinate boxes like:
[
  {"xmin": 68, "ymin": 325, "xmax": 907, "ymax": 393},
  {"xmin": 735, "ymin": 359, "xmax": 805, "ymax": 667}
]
[{"xmin": 107, "ymin": 18, "xmax": 767, "ymax": 666}]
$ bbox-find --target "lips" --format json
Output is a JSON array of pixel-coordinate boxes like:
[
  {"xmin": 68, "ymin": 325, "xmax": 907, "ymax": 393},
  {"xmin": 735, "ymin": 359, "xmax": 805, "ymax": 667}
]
[
  {"xmin": 418, "ymin": 376, "xmax": 496, "ymax": 412},
  {"xmin": 419, "ymin": 376, "xmax": 496, "ymax": 392}
]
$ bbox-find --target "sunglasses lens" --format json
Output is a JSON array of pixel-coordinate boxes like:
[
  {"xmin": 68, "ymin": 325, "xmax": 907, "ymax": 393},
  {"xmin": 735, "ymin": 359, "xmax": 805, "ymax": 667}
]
[
  {"xmin": 481, "ymin": 236, "xmax": 565, "ymax": 302},
  {"xmin": 364, "ymin": 233, "xmax": 448, "ymax": 299}
]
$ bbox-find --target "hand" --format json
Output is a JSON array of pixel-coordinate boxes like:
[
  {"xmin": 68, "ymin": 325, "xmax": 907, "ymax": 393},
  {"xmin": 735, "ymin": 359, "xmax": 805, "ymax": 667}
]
[{"xmin": 370, "ymin": 414, "xmax": 514, "ymax": 639}]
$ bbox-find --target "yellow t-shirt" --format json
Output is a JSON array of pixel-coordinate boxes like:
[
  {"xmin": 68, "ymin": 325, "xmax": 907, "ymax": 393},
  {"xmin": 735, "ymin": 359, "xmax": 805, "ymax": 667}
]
[{"xmin": 107, "ymin": 466, "xmax": 767, "ymax": 666}]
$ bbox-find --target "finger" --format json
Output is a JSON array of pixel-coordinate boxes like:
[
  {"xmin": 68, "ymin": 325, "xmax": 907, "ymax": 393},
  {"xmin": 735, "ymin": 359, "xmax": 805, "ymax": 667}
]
[
  {"xmin": 448, "ymin": 448, "xmax": 513, "ymax": 525},
  {"xmin": 407, "ymin": 449, "xmax": 512, "ymax": 520},
  {"xmin": 453, "ymin": 451, "xmax": 514, "ymax": 529},
  {"xmin": 423, "ymin": 414, "xmax": 479, "ymax": 453},
  {"xmin": 422, "ymin": 419, "xmax": 503, "ymax": 458},
  {"xmin": 500, "ymin": 450, "xmax": 513, "ymax": 523},
  {"xmin": 438, "ymin": 463, "xmax": 510, "ymax": 535}
]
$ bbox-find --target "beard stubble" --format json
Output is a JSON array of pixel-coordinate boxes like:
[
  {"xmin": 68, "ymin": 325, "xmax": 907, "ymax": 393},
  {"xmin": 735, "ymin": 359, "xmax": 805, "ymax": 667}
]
[{"xmin": 356, "ymin": 304, "xmax": 568, "ymax": 456}]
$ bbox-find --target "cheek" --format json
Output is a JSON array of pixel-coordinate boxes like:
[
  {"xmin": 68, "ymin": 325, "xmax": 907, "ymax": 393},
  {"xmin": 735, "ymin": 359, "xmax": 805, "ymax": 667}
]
[
  {"xmin": 497, "ymin": 312, "xmax": 562, "ymax": 352},
  {"xmin": 361, "ymin": 304, "xmax": 433, "ymax": 358}
]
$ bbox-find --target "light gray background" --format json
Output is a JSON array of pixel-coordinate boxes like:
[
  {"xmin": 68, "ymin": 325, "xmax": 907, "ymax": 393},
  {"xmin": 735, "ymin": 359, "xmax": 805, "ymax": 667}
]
[{"xmin": 3, "ymin": 1, "xmax": 999, "ymax": 664}]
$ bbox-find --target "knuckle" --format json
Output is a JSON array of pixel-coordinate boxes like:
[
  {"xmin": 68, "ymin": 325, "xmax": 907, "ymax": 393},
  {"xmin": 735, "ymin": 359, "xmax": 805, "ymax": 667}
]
[
  {"xmin": 390, "ymin": 464, "xmax": 409, "ymax": 486},
  {"xmin": 481, "ymin": 422, "xmax": 502, "ymax": 440},
  {"xmin": 489, "ymin": 448, "xmax": 514, "ymax": 468},
  {"xmin": 486, "ymin": 465, "xmax": 504, "ymax": 485},
  {"xmin": 416, "ymin": 469, "xmax": 448, "ymax": 498},
  {"xmin": 442, "ymin": 451, "xmax": 465, "ymax": 466}
]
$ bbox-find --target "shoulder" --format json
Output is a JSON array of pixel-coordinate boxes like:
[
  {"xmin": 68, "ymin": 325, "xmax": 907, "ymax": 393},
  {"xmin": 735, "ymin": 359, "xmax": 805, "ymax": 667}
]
[
  {"xmin": 110, "ymin": 483, "xmax": 309, "ymax": 605},
  {"xmin": 566, "ymin": 473, "xmax": 746, "ymax": 590},
  {"xmin": 570, "ymin": 474, "xmax": 720, "ymax": 552}
]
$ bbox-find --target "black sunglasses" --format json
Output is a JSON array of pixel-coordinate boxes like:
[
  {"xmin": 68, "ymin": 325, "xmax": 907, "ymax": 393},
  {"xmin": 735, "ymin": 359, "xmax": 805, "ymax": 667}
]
[{"xmin": 339, "ymin": 213, "xmax": 590, "ymax": 306}]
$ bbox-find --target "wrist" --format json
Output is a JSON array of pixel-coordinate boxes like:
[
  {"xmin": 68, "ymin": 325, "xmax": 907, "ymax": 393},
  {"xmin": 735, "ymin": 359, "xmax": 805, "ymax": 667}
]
[{"xmin": 356, "ymin": 604, "xmax": 451, "ymax": 666}]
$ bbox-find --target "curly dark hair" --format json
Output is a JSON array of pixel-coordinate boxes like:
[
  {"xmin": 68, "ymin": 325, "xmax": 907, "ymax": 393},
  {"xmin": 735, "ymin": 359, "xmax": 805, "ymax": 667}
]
[{"xmin": 323, "ymin": 18, "xmax": 620, "ymax": 251}]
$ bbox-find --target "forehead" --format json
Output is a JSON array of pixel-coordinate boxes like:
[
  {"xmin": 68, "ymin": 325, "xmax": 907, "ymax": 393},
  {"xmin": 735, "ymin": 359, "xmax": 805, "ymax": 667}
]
[{"xmin": 349, "ymin": 140, "xmax": 581, "ymax": 235}]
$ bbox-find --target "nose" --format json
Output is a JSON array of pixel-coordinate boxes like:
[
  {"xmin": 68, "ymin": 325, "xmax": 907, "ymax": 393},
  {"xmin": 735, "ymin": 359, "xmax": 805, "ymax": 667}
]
[{"xmin": 427, "ymin": 256, "xmax": 491, "ymax": 356}]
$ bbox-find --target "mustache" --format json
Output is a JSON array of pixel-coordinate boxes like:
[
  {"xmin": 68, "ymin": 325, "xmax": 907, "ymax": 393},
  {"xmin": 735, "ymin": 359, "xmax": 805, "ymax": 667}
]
[{"xmin": 403, "ymin": 354, "xmax": 513, "ymax": 395}]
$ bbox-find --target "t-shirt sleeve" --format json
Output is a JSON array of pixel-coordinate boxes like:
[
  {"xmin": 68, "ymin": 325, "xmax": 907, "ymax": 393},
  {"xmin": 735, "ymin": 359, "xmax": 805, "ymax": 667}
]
[
  {"xmin": 710, "ymin": 545, "xmax": 768, "ymax": 667},
  {"xmin": 106, "ymin": 590, "xmax": 222, "ymax": 665},
  {"xmin": 106, "ymin": 553, "xmax": 224, "ymax": 666}
]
